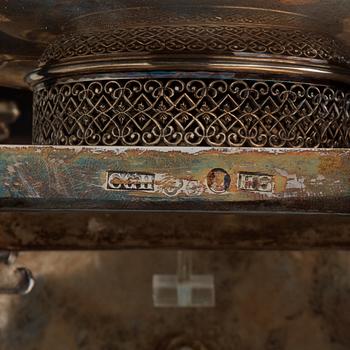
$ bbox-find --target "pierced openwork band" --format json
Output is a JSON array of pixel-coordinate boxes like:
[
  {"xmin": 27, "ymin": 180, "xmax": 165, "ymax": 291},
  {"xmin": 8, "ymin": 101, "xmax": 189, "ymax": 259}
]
[
  {"xmin": 33, "ymin": 76, "xmax": 350, "ymax": 147},
  {"xmin": 29, "ymin": 8, "xmax": 350, "ymax": 147},
  {"xmin": 39, "ymin": 25, "xmax": 349, "ymax": 67}
]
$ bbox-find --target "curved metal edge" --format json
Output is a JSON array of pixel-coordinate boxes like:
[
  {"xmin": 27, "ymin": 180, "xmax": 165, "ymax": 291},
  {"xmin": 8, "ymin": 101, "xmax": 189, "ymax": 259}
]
[
  {"xmin": 26, "ymin": 54, "xmax": 350, "ymax": 88},
  {"xmin": 14, "ymin": 267, "xmax": 35, "ymax": 295},
  {"xmin": 0, "ymin": 267, "xmax": 35, "ymax": 295},
  {"xmin": 63, "ymin": 6, "xmax": 319, "ymax": 33}
]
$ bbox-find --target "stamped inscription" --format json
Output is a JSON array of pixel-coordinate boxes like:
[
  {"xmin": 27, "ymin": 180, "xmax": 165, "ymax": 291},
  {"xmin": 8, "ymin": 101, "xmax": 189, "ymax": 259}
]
[
  {"xmin": 238, "ymin": 172, "xmax": 273, "ymax": 192},
  {"xmin": 107, "ymin": 171, "xmax": 155, "ymax": 191},
  {"xmin": 207, "ymin": 168, "xmax": 231, "ymax": 193}
]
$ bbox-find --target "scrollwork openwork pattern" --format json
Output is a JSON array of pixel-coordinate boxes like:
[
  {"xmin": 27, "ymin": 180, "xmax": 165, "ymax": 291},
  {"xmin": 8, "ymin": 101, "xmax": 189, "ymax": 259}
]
[
  {"xmin": 39, "ymin": 25, "xmax": 349, "ymax": 66},
  {"xmin": 33, "ymin": 78, "xmax": 350, "ymax": 147}
]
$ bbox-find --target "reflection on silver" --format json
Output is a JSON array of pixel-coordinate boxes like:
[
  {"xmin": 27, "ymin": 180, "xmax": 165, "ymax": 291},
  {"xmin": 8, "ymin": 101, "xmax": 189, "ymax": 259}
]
[
  {"xmin": 0, "ymin": 251, "xmax": 35, "ymax": 295},
  {"xmin": 0, "ymin": 101, "xmax": 20, "ymax": 142}
]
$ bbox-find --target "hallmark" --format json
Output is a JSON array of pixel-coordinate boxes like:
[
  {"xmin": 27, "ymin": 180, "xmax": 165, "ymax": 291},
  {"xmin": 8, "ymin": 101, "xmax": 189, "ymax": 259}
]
[
  {"xmin": 107, "ymin": 171, "xmax": 155, "ymax": 191},
  {"xmin": 207, "ymin": 168, "xmax": 231, "ymax": 193},
  {"xmin": 238, "ymin": 172, "xmax": 273, "ymax": 193}
]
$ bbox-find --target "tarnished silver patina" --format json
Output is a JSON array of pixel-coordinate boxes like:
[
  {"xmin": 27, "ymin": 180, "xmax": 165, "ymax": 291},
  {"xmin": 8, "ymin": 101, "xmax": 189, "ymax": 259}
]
[{"xmin": 26, "ymin": 6, "xmax": 350, "ymax": 147}]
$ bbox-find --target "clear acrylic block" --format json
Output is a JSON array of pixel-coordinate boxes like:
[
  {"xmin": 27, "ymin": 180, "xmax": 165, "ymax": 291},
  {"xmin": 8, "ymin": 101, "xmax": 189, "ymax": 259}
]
[{"xmin": 153, "ymin": 251, "xmax": 215, "ymax": 308}]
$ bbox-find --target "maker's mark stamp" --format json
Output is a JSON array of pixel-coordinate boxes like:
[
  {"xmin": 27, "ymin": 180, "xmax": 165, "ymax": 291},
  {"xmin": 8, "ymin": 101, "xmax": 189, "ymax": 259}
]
[
  {"xmin": 238, "ymin": 172, "xmax": 273, "ymax": 192},
  {"xmin": 107, "ymin": 171, "xmax": 155, "ymax": 191}
]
